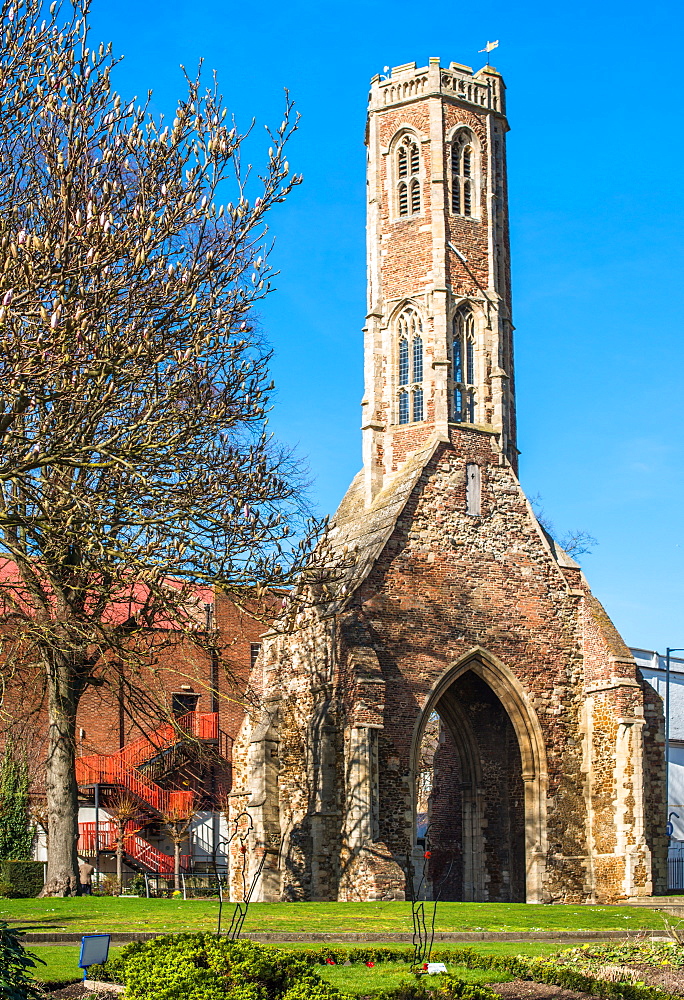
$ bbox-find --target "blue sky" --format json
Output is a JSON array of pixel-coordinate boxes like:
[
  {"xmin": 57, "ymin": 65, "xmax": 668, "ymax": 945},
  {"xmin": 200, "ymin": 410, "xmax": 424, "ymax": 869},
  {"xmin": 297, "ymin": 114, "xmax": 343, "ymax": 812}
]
[{"xmin": 91, "ymin": 0, "xmax": 683, "ymax": 651}]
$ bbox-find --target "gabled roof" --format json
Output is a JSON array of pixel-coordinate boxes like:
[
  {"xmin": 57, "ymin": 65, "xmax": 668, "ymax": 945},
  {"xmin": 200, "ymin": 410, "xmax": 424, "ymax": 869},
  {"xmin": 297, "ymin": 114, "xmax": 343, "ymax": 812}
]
[
  {"xmin": 324, "ymin": 436, "xmax": 581, "ymax": 614},
  {"xmin": 326, "ymin": 439, "xmax": 441, "ymax": 610}
]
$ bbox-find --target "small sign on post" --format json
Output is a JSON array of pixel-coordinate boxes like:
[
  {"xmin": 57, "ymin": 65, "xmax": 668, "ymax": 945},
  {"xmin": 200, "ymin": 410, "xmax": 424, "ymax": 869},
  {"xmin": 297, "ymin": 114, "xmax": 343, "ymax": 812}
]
[
  {"xmin": 78, "ymin": 934, "xmax": 111, "ymax": 981},
  {"xmin": 426, "ymin": 963, "xmax": 448, "ymax": 975}
]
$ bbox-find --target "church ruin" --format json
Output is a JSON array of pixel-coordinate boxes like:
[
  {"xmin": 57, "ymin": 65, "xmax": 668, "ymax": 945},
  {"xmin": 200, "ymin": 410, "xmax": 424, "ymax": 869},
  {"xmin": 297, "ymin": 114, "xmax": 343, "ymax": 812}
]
[{"xmin": 232, "ymin": 57, "xmax": 667, "ymax": 903}]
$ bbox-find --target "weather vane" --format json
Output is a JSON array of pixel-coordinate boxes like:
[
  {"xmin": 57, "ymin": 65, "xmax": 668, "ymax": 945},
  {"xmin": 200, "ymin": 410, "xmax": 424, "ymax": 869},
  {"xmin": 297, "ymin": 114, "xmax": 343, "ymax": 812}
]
[{"xmin": 478, "ymin": 40, "xmax": 499, "ymax": 65}]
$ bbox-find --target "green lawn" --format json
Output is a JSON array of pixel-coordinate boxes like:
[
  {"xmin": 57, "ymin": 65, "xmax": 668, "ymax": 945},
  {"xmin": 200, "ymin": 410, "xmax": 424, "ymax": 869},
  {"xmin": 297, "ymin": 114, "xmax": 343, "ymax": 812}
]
[
  {"xmin": 28, "ymin": 945, "xmax": 124, "ymax": 984},
  {"xmin": 3, "ymin": 899, "xmax": 667, "ymax": 936},
  {"xmin": 318, "ymin": 964, "xmax": 511, "ymax": 994}
]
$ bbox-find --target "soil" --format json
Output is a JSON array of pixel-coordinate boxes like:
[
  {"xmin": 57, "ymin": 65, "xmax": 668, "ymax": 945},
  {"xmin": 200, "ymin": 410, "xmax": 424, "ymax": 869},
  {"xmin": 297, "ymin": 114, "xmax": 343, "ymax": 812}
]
[
  {"xmin": 628, "ymin": 964, "xmax": 684, "ymax": 995},
  {"xmin": 491, "ymin": 982, "xmax": 594, "ymax": 1000},
  {"xmin": 491, "ymin": 966, "xmax": 684, "ymax": 1000},
  {"xmin": 39, "ymin": 984, "xmax": 117, "ymax": 999}
]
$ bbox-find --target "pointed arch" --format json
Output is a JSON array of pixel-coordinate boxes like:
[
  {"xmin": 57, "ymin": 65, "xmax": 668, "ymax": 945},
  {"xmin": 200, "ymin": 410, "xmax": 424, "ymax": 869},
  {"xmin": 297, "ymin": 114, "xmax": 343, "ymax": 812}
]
[
  {"xmin": 451, "ymin": 304, "xmax": 477, "ymax": 423},
  {"xmin": 410, "ymin": 647, "xmax": 548, "ymax": 902},
  {"xmin": 395, "ymin": 305, "xmax": 425, "ymax": 425},
  {"xmin": 448, "ymin": 126, "xmax": 481, "ymax": 220},
  {"xmin": 390, "ymin": 129, "xmax": 423, "ymax": 219}
]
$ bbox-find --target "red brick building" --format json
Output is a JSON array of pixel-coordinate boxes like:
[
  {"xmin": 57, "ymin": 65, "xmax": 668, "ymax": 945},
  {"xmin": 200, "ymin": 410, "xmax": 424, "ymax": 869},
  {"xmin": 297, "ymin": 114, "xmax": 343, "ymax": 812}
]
[
  {"xmin": 3, "ymin": 589, "xmax": 267, "ymax": 880},
  {"xmin": 230, "ymin": 58, "xmax": 667, "ymax": 903}
]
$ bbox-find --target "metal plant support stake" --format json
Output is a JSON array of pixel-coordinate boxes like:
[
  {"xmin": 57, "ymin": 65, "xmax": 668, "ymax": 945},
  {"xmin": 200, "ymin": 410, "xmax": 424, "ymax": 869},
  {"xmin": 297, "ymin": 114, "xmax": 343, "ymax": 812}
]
[
  {"xmin": 213, "ymin": 811, "xmax": 266, "ymax": 939},
  {"xmin": 408, "ymin": 826, "xmax": 455, "ymax": 968}
]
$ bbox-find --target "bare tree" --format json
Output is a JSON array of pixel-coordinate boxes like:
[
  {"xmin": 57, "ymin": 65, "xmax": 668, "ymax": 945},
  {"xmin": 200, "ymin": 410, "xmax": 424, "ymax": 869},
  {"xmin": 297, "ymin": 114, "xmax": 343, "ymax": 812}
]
[
  {"xmin": 160, "ymin": 796, "xmax": 196, "ymax": 891},
  {"xmin": 529, "ymin": 495, "xmax": 597, "ymax": 558},
  {"xmin": 0, "ymin": 0, "xmax": 318, "ymax": 895},
  {"xmin": 105, "ymin": 792, "xmax": 143, "ymax": 891}
]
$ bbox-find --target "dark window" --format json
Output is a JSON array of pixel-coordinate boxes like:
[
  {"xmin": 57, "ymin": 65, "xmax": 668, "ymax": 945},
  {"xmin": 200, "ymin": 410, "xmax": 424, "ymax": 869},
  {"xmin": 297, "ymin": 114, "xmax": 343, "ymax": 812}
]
[
  {"xmin": 451, "ymin": 135, "xmax": 476, "ymax": 217},
  {"xmin": 413, "ymin": 387, "xmax": 424, "ymax": 422},
  {"xmin": 172, "ymin": 692, "xmax": 200, "ymax": 717},
  {"xmin": 397, "ymin": 136, "xmax": 421, "ymax": 217},
  {"xmin": 396, "ymin": 308, "xmax": 424, "ymax": 425},
  {"xmin": 452, "ymin": 307, "xmax": 476, "ymax": 423},
  {"xmin": 412, "ymin": 335, "xmax": 423, "ymax": 383},
  {"xmin": 410, "ymin": 179, "xmax": 421, "ymax": 214},
  {"xmin": 399, "ymin": 338, "xmax": 409, "ymax": 386},
  {"xmin": 410, "ymin": 143, "xmax": 419, "ymax": 174},
  {"xmin": 467, "ymin": 338, "xmax": 475, "ymax": 385},
  {"xmin": 464, "ymin": 179, "xmax": 472, "ymax": 216},
  {"xmin": 399, "ymin": 389, "xmax": 409, "ymax": 424},
  {"xmin": 250, "ymin": 643, "xmax": 262, "ymax": 669}
]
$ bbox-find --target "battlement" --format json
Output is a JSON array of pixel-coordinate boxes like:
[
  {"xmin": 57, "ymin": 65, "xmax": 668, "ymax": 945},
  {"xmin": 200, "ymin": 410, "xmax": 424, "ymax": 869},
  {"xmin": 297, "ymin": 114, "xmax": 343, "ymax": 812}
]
[{"xmin": 369, "ymin": 57, "xmax": 505, "ymax": 116}]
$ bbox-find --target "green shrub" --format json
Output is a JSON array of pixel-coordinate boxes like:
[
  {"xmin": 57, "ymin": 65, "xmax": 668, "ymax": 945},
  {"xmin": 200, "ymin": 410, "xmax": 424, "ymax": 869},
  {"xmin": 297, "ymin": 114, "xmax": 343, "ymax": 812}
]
[
  {"xmin": 90, "ymin": 934, "xmax": 354, "ymax": 1000},
  {"xmin": 0, "ymin": 920, "xmax": 44, "ymax": 1000},
  {"xmin": 129, "ymin": 872, "xmax": 147, "ymax": 896},
  {"xmin": 0, "ymin": 861, "xmax": 44, "ymax": 899},
  {"xmin": 0, "ymin": 742, "xmax": 32, "ymax": 863}
]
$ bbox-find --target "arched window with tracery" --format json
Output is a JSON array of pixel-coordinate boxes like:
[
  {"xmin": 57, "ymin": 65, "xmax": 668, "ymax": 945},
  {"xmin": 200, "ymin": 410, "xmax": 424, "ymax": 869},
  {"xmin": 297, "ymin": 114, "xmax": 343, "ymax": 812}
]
[
  {"xmin": 397, "ymin": 308, "xmax": 424, "ymax": 424},
  {"xmin": 451, "ymin": 306, "xmax": 476, "ymax": 422},
  {"xmin": 396, "ymin": 135, "xmax": 421, "ymax": 218},
  {"xmin": 451, "ymin": 131, "xmax": 476, "ymax": 218}
]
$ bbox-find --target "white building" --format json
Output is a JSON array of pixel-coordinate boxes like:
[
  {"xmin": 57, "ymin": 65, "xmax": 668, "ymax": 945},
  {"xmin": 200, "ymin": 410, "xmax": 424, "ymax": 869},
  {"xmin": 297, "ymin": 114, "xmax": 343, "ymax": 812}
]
[{"xmin": 632, "ymin": 647, "xmax": 684, "ymax": 890}]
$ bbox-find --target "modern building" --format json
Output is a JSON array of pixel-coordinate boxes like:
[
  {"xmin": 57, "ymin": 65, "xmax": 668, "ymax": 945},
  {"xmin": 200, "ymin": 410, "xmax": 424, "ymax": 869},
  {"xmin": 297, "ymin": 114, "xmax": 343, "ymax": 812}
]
[{"xmin": 631, "ymin": 648, "xmax": 684, "ymax": 889}]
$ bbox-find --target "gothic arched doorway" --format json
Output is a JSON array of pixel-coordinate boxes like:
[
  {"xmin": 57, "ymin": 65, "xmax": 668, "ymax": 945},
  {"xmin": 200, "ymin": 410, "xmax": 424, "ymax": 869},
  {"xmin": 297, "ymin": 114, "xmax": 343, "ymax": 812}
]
[{"xmin": 412, "ymin": 651, "xmax": 547, "ymax": 903}]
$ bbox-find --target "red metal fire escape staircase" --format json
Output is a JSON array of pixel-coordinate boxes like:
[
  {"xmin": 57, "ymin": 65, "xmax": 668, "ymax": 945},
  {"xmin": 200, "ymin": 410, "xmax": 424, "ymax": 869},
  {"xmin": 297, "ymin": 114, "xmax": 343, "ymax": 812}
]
[{"xmin": 76, "ymin": 712, "xmax": 230, "ymax": 874}]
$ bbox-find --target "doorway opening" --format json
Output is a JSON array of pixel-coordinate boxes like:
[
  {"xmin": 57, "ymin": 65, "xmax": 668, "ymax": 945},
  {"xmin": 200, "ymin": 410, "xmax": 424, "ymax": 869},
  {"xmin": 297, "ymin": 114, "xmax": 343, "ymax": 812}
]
[{"xmin": 415, "ymin": 668, "xmax": 527, "ymax": 901}]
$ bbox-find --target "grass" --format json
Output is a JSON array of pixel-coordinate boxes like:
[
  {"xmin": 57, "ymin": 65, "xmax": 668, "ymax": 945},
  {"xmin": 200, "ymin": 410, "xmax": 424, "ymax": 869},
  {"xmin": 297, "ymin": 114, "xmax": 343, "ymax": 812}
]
[
  {"xmin": 27, "ymin": 945, "xmax": 124, "ymax": 984},
  {"xmin": 317, "ymin": 964, "xmax": 511, "ymax": 994},
  {"xmin": 26, "ymin": 942, "xmax": 559, "ymax": 987},
  {"xmin": 2, "ymin": 899, "xmax": 668, "ymax": 936}
]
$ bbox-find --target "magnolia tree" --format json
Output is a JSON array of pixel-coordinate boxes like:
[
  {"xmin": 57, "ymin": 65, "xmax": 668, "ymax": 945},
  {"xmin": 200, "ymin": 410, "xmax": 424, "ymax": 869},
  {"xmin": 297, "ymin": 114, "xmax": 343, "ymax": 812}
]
[
  {"xmin": 0, "ymin": 0, "xmax": 319, "ymax": 895},
  {"xmin": 161, "ymin": 796, "xmax": 197, "ymax": 891}
]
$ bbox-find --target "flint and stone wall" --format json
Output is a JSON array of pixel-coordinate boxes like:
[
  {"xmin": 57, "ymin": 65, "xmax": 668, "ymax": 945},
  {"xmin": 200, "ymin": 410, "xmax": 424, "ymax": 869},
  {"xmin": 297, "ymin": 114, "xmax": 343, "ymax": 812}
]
[{"xmin": 231, "ymin": 435, "xmax": 666, "ymax": 903}]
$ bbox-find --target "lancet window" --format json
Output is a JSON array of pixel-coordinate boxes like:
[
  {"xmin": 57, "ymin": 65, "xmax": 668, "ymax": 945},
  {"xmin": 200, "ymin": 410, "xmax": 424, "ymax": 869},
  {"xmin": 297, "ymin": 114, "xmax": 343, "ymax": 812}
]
[
  {"xmin": 397, "ymin": 308, "xmax": 424, "ymax": 424},
  {"xmin": 397, "ymin": 135, "xmax": 421, "ymax": 218},
  {"xmin": 451, "ymin": 306, "xmax": 476, "ymax": 422},
  {"xmin": 451, "ymin": 131, "xmax": 476, "ymax": 218}
]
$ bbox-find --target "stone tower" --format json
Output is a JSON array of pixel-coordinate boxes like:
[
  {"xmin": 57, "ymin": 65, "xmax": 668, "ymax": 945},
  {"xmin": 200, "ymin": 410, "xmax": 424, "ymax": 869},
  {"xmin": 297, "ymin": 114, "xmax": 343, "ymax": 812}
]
[
  {"xmin": 232, "ymin": 59, "xmax": 667, "ymax": 904},
  {"xmin": 363, "ymin": 59, "xmax": 515, "ymax": 503}
]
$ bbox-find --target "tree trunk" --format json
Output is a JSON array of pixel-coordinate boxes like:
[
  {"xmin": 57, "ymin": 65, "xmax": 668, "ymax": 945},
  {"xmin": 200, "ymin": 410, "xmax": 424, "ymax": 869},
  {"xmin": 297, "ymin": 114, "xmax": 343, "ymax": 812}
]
[
  {"xmin": 116, "ymin": 836, "xmax": 123, "ymax": 892},
  {"xmin": 40, "ymin": 651, "xmax": 81, "ymax": 897},
  {"xmin": 174, "ymin": 839, "xmax": 180, "ymax": 890}
]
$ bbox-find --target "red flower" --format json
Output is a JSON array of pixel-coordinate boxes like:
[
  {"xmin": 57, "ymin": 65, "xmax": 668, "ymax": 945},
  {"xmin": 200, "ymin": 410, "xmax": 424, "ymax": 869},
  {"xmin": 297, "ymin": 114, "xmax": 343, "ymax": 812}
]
[
  {"xmin": 423, "ymin": 851, "xmax": 432, "ymax": 859},
  {"xmin": 365, "ymin": 961, "xmax": 375, "ymax": 968},
  {"xmin": 326, "ymin": 959, "xmax": 336, "ymax": 965},
  {"xmin": 423, "ymin": 964, "xmax": 428, "ymax": 971}
]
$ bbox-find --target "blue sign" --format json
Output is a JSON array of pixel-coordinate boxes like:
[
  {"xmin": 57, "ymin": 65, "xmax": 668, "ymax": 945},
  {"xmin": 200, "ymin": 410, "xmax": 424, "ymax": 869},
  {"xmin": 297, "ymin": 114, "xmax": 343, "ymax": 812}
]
[{"xmin": 78, "ymin": 934, "xmax": 111, "ymax": 980}]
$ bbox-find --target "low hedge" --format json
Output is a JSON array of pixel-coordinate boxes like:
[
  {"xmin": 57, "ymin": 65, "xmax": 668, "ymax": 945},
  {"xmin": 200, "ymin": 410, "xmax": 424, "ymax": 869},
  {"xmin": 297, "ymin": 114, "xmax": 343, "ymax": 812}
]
[
  {"xmin": 90, "ymin": 934, "xmax": 354, "ymax": 1000},
  {"xmin": 0, "ymin": 861, "xmax": 44, "ymax": 899}
]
